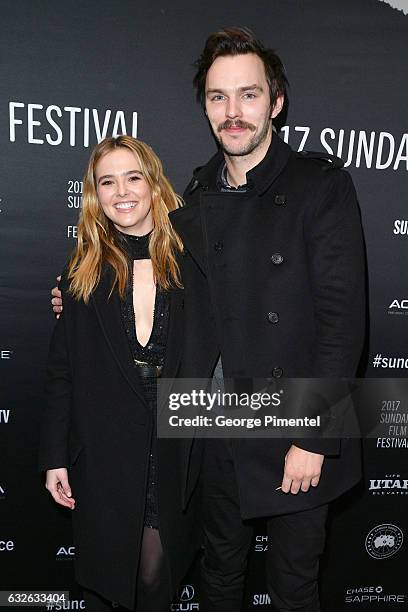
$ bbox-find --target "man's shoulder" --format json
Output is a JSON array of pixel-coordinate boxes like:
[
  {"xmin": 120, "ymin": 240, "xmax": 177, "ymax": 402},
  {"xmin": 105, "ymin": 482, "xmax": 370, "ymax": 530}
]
[
  {"xmin": 288, "ymin": 149, "xmax": 354, "ymax": 193},
  {"xmin": 293, "ymin": 150, "xmax": 344, "ymax": 172}
]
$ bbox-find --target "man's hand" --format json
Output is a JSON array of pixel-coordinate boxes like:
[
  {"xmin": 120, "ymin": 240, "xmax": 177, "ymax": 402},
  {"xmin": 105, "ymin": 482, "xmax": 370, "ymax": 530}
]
[
  {"xmin": 45, "ymin": 468, "xmax": 75, "ymax": 509},
  {"xmin": 281, "ymin": 445, "xmax": 324, "ymax": 494},
  {"xmin": 51, "ymin": 276, "xmax": 63, "ymax": 319}
]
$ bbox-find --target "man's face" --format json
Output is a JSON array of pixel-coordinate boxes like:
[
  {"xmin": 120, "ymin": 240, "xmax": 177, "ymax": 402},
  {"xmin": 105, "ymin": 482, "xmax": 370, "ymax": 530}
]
[{"xmin": 205, "ymin": 53, "xmax": 282, "ymax": 157}]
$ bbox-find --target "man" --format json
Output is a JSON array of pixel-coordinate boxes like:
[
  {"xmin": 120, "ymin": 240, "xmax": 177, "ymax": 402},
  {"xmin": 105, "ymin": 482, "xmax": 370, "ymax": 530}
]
[
  {"xmin": 52, "ymin": 27, "xmax": 365, "ymax": 612},
  {"xmin": 168, "ymin": 28, "xmax": 365, "ymax": 612}
]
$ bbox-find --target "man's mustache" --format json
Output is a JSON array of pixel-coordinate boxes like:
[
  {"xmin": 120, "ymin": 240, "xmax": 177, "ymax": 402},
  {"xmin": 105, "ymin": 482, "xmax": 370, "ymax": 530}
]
[{"xmin": 218, "ymin": 120, "xmax": 256, "ymax": 133}]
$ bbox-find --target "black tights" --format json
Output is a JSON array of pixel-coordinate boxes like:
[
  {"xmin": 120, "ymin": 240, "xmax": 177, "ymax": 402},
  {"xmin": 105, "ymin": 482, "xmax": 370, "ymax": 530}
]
[
  {"xmin": 83, "ymin": 527, "xmax": 170, "ymax": 612},
  {"xmin": 135, "ymin": 526, "xmax": 170, "ymax": 611}
]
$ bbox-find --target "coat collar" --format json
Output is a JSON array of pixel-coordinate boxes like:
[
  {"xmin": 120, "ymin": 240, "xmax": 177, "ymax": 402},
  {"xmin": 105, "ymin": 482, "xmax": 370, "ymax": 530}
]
[
  {"xmin": 191, "ymin": 133, "xmax": 292, "ymax": 196},
  {"xmin": 246, "ymin": 134, "xmax": 292, "ymax": 195},
  {"xmin": 170, "ymin": 135, "xmax": 293, "ymax": 274}
]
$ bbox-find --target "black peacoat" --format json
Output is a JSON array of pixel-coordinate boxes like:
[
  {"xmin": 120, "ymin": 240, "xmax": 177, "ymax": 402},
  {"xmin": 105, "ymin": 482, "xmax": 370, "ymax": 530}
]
[
  {"xmin": 39, "ymin": 265, "xmax": 199, "ymax": 609},
  {"xmin": 169, "ymin": 134, "xmax": 366, "ymax": 519}
]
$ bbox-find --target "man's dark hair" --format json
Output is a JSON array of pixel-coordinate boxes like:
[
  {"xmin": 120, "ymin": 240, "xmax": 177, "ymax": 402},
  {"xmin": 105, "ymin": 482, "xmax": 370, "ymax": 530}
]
[{"xmin": 193, "ymin": 27, "xmax": 289, "ymax": 110}]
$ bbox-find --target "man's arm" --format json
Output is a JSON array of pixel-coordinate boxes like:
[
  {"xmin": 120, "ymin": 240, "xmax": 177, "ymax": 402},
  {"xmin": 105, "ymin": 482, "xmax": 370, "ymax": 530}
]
[
  {"xmin": 304, "ymin": 168, "xmax": 366, "ymax": 377},
  {"xmin": 282, "ymin": 169, "xmax": 365, "ymax": 494},
  {"xmin": 51, "ymin": 275, "xmax": 63, "ymax": 318}
]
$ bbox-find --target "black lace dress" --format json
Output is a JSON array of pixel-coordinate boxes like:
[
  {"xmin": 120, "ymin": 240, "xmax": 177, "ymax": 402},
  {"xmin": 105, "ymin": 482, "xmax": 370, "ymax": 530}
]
[{"xmin": 118, "ymin": 231, "xmax": 170, "ymax": 529}]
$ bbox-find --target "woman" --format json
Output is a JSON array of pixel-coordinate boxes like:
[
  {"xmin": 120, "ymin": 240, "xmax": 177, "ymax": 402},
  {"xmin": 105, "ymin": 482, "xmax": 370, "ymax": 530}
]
[{"xmin": 39, "ymin": 136, "xmax": 198, "ymax": 611}]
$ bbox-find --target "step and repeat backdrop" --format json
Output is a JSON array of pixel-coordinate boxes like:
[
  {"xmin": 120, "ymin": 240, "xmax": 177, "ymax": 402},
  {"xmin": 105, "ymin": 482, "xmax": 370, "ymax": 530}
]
[{"xmin": 1, "ymin": 0, "xmax": 407, "ymax": 610}]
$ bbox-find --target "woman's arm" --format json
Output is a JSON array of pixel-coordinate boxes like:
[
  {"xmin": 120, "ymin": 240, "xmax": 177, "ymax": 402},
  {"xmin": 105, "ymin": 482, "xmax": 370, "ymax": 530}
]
[{"xmin": 39, "ymin": 278, "xmax": 75, "ymax": 508}]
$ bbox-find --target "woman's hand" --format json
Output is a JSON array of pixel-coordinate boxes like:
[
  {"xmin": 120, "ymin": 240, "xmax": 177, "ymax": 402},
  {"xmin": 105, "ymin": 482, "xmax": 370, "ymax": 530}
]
[{"xmin": 46, "ymin": 468, "xmax": 76, "ymax": 509}]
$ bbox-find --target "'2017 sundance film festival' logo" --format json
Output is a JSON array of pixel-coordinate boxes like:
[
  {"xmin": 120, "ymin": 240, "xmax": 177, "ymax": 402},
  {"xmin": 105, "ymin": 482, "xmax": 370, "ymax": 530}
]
[
  {"xmin": 393, "ymin": 219, "xmax": 408, "ymax": 235},
  {"xmin": 375, "ymin": 397, "xmax": 408, "ymax": 449},
  {"xmin": 45, "ymin": 598, "xmax": 85, "ymax": 610},
  {"xmin": 252, "ymin": 593, "xmax": 272, "ymax": 606},
  {"xmin": 9, "ymin": 102, "xmax": 138, "ymax": 147},
  {"xmin": 365, "ymin": 524, "xmax": 403, "ymax": 559}
]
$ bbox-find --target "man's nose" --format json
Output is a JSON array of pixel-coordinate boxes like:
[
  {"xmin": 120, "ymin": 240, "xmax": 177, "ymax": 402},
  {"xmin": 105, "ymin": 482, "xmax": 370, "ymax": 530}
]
[{"xmin": 226, "ymin": 96, "xmax": 242, "ymax": 119}]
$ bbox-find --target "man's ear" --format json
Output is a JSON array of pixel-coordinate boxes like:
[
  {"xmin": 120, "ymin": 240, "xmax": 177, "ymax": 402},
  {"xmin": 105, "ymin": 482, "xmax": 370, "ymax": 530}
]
[{"xmin": 271, "ymin": 94, "xmax": 284, "ymax": 119}]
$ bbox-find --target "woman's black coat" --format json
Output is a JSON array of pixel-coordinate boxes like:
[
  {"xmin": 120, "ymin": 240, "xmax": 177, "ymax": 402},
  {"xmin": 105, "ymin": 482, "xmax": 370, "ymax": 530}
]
[
  {"xmin": 39, "ymin": 266, "xmax": 198, "ymax": 609},
  {"xmin": 169, "ymin": 135, "xmax": 366, "ymax": 519}
]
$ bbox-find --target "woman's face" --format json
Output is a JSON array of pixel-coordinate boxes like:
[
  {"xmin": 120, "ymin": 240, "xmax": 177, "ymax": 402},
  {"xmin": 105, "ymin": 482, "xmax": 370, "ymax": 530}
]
[{"xmin": 95, "ymin": 148, "xmax": 153, "ymax": 236}]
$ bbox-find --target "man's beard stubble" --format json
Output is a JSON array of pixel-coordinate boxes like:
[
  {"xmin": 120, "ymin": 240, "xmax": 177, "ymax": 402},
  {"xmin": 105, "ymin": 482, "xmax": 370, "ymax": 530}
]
[{"xmin": 216, "ymin": 116, "xmax": 272, "ymax": 157}]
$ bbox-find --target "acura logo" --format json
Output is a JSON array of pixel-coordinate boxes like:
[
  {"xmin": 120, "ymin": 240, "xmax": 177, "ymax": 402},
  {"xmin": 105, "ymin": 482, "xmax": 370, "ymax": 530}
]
[
  {"xmin": 177, "ymin": 585, "xmax": 195, "ymax": 602},
  {"xmin": 389, "ymin": 300, "xmax": 408, "ymax": 309}
]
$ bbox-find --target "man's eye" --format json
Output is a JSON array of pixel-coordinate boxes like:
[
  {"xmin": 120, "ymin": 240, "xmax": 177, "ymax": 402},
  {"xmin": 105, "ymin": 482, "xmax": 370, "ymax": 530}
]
[
  {"xmin": 211, "ymin": 95, "xmax": 225, "ymax": 101},
  {"xmin": 243, "ymin": 93, "xmax": 256, "ymax": 100}
]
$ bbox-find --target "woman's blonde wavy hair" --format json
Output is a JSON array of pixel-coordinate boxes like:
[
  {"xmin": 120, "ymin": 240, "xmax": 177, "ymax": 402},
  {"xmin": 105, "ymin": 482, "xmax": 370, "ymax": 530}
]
[{"xmin": 67, "ymin": 136, "xmax": 183, "ymax": 302}]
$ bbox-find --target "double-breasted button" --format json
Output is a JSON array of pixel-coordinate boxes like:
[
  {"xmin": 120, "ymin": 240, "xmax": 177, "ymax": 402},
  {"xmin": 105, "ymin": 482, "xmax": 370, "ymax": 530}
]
[
  {"xmin": 274, "ymin": 194, "xmax": 286, "ymax": 206},
  {"xmin": 214, "ymin": 241, "xmax": 223, "ymax": 252},
  {"xmin": 267, "ymin": 311, "xmax": 279, "ymax": 324},
  {"xmin": 271, "ymin": 253, "xmax": 284, "ymax": 265},
  {"xmin": 272, "ymin": 367, "xmax": 283, "ymax": 378}
]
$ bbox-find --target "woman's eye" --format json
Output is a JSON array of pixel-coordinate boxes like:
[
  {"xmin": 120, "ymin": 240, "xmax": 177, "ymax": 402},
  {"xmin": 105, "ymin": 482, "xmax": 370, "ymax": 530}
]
[
  {"xmin": 129, "ymin": 175, "xmax": 141, "ymax": 181},
  {"xmin": 101, "ymin": 180, "xmax": 113, "ymax": 186}
]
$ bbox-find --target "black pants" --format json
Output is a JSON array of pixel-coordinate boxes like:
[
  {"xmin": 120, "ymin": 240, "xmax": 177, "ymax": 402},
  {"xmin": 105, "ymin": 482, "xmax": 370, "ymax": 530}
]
[{"xmin": 200, "ymin": 439, "xmax": 328, "ymax": 612}]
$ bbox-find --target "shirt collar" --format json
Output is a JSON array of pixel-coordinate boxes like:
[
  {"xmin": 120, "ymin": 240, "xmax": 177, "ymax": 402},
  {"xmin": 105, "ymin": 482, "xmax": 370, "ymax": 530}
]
[
  {"xmin": 216, "ymin": 162, "xmax": 248, "ymax": 192},
  {"xmin": 193, "ymin": 134, "xmax": 292, "ymax": 195}
]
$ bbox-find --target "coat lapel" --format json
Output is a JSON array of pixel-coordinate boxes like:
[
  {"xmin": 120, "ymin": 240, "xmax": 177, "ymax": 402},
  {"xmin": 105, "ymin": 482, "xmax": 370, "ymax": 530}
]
[
  {"xmin": 157, "ymin": 287, "xmax": 183, "ymax": 418},
  {"xmin": 91, "ymin": 265, "xmax": 183, "ymax": 416},
  {"xmin": 91, "ymin": 266, "xmax": 148, "ymax": 408},
  {"xmin": 169, "ymin": 204, "xmax": 207, "ymax": 275},
  {"xmin": 162, "ymin": 288, "xmax": 183, "ymax": 379}
]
